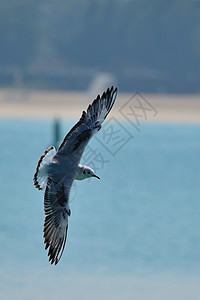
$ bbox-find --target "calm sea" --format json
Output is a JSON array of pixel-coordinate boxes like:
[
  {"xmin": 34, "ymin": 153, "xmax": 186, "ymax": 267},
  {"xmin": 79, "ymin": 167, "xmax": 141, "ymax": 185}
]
[{"xmin": 0, "ymin": 119, "xmax": 200, "ymax": 300}]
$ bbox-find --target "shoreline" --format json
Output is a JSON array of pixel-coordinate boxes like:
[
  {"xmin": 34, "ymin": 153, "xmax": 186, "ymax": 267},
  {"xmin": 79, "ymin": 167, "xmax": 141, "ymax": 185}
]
[{"xmin": 0, "ymin": 89, "xmax": 200, "ymax": 124}]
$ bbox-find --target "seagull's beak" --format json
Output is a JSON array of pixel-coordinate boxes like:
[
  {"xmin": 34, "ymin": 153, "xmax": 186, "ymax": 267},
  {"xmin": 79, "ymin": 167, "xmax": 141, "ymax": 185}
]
[{"xmin": 92, "ymin": 174, "xmax": 100, "ymax": 180}]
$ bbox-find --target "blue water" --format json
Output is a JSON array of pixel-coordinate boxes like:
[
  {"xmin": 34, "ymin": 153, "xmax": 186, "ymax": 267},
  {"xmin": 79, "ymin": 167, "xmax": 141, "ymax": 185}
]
[{"xmin": 0, "ymin": 119, "xmax": 200, "ymax": 299}]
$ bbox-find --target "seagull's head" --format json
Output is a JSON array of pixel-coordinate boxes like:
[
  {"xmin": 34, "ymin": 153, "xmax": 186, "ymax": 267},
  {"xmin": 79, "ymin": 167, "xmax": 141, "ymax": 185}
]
[{"xmin": 81, "ymin": 166, "xmax": 100, "ymax": 180}]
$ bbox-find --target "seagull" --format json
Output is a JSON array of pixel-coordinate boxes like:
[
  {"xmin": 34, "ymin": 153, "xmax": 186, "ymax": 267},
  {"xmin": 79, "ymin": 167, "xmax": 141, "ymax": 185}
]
[{"xmin": 33, "ymin": 86, "xmax": 117, "ymax": 265}]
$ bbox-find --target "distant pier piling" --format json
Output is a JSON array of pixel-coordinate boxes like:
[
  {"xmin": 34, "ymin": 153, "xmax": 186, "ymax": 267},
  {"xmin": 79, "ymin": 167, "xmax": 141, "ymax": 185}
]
[{"xmin": 53, "ymin": 118, "xmax": 61, "ymax": 150}]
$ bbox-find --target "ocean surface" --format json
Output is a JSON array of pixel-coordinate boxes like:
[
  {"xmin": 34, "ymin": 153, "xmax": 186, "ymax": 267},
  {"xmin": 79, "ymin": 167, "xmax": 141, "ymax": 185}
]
[{"xmin": 0, "ymin": 119, "xmax": 200, "ymax": 300}]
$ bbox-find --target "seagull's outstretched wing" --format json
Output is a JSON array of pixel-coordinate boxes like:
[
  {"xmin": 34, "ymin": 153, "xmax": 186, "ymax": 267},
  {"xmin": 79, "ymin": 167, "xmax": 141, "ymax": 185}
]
[
  {"xmin": 43, "ymin": 177, "xmax": 72, "ymax": 265},
  {"xmin": 55, "ymin": 86, "xmax": 117, "ymax": 164}
]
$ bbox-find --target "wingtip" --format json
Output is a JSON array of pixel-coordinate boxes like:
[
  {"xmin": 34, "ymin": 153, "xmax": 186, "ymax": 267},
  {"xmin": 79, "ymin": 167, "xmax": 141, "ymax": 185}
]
[{"xmin": 107, "ymin": 86, "xmax": 117, "ymax": 96}]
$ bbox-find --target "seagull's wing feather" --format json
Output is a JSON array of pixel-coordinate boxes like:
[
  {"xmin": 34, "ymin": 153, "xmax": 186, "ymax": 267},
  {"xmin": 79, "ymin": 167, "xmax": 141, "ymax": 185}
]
[
  {"xmin": 43, "ymin": 177, "xmax": 73, "ymax": 265},
  {"xmin": 34, "ymin": 146, "xmax": 57, "ymax": 190},
  {"xmin": 55, "ymin": 86, "xmax": 117, "ymax": 164}
]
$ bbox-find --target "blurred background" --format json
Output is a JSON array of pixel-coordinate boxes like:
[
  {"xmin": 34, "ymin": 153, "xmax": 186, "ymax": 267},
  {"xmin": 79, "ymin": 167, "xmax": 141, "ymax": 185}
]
[
  {"xmin": 0, "ymin": 0, "xmax": 200, "ymax": 93},
  {"xmin": 0, "ymin": 1, "xmax": 200, "ymax": 300}
]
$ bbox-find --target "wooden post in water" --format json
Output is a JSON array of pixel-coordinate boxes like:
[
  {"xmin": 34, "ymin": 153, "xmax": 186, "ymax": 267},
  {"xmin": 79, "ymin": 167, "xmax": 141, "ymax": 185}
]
[{"xmin": 53, "ymin": 118, "xmax": 61, "ymax": 150}]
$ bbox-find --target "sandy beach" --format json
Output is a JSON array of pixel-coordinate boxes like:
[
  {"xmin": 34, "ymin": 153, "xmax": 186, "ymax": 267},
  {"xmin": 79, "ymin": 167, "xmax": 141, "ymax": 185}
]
[{"xmin": 0, "ymin": 89, "xmax": 199, "ymax": 124}]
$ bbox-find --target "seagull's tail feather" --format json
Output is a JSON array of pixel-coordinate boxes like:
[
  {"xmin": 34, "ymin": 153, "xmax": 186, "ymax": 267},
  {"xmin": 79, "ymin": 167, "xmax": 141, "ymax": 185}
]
[{"xmin": 33, "ymin": 146, "xmax": 57, "ymax": 190}]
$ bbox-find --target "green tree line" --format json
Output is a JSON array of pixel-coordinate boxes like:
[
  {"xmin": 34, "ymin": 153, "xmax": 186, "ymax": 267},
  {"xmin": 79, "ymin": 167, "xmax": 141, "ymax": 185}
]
[{"xmin": 0, "ymin": 0, "xmax": 200, "ymax": 92}]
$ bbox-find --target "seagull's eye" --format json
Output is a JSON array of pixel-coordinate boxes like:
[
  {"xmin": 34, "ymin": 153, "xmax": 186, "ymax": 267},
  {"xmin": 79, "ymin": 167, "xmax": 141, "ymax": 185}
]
[
  {"xmin": 87, "ymin": 171, "xmax": 90, "ymax": 174},
  {"xmin": 83, "ymin": 171, "xmax": 86, "ymax": 174}
]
